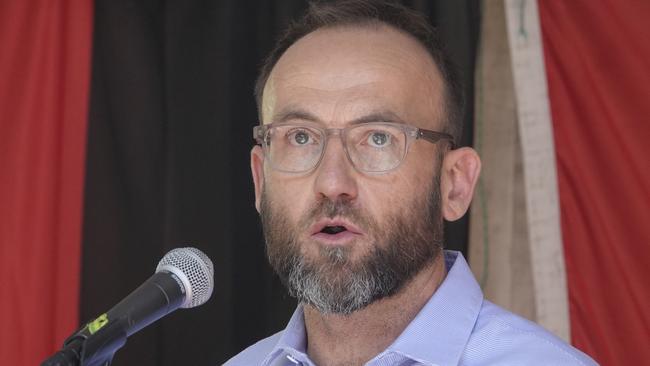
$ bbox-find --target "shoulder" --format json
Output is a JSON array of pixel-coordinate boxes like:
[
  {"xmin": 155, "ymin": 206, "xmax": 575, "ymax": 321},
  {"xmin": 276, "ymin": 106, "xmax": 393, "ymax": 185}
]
[
  {"xmin": 461, "ymin": 301, "xmax": 598, "ymax": 365},
  {"xmin": 223, "ymin": 331, "xmax": 284, "ymax": 366}
]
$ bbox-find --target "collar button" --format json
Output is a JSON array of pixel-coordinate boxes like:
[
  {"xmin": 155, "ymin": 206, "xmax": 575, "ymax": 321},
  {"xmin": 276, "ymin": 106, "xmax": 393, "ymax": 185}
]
[{"xmin": 286, "ymin": 354, "xmax": 301, "ymax": 365}]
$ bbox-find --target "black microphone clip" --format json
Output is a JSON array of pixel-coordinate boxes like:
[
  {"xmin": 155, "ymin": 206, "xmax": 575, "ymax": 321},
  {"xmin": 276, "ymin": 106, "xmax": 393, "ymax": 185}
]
[
  {"xmin": 41, "ymin": 313, "xmax": 128, "ymax": 366},
  {"xmin": 41, "ymin": 311, "xmax": 128, "ymax": 366}
]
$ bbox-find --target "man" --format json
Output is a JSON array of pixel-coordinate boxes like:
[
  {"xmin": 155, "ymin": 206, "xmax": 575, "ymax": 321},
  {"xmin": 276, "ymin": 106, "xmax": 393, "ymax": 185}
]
[{"xmin": 226, "ymin": 1, "xmax": 597, "ymax": 365}]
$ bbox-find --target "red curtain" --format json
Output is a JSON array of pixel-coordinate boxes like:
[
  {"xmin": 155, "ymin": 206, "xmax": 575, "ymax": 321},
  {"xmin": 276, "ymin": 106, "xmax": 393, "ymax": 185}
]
[
  {"xmin": 540, "ymin": 1, "xmax": 650, "ymax": 364},
  {"xmin": 0, "ymin": 1, "xmax": 92, "ymax": 364}
]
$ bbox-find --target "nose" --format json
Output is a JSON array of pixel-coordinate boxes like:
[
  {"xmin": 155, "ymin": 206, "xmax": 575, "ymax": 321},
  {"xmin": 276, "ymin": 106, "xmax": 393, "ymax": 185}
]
[{"xmin": 312, "ymin": 134, "xmax": 359, "ymax": 202}]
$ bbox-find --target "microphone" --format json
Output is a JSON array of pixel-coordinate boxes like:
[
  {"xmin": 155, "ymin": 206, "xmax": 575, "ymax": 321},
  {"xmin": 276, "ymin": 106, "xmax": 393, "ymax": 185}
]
[{"xmin": 41, "ymin": 247, "xmax": 214, "ymax": 366}]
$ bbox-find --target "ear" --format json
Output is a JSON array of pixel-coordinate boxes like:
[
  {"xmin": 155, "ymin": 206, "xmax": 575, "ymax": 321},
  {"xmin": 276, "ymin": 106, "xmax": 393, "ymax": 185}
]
[
  {"xmin": 440, "ymin": 147, "xmax": 481, "ymax": 221},
  {"xmin": 250, "ymin": 145, "xmax": 265, "ymax": 213}
]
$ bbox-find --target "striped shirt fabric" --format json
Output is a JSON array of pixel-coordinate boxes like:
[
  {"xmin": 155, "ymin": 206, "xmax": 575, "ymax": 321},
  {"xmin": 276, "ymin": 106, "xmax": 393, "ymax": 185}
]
[{"xmin": 225, "ymin": 251, "xmax": 597, "ymax": 366}]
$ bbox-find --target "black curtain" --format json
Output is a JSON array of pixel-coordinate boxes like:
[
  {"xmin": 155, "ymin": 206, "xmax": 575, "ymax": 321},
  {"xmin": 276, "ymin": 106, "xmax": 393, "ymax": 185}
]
[{"xmin": 81, "ymin": 1, "xmax": 480, "ymax": 365}]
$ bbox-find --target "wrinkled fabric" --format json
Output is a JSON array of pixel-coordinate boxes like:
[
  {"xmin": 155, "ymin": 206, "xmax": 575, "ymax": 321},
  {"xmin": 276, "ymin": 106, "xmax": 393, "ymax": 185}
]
[{"xmin": 225, "ymin": 251, "xmax": 597, "ymax": 366}]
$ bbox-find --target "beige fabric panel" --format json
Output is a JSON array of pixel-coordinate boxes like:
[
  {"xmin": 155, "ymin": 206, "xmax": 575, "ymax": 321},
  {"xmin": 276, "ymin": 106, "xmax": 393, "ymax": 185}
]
[
  {"xmin": 504, "ymin": 0, "xmax": 569, "ymax": 341},
  {"xmin": 469, "ymin": 0, "xmax": 536, "ymax": 322}
]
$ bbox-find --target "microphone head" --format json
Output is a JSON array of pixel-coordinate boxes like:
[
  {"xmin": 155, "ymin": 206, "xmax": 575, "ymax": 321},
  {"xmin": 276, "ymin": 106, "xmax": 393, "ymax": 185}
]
[{"xmin": 156, "ymin": 247, "xmax": 214, "ymax": 308}]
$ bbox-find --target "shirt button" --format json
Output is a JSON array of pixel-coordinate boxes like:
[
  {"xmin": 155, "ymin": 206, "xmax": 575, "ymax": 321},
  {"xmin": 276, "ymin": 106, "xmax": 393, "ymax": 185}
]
[{"xmin": 286, "ymin": 354, "xmax": 301, "ymax": 365}]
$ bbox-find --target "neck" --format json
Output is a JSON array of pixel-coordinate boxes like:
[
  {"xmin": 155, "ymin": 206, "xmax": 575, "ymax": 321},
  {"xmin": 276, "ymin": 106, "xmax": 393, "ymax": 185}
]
[{"xmin": 303, "ymin": 252, "xmax": 447, "ymax": 366}]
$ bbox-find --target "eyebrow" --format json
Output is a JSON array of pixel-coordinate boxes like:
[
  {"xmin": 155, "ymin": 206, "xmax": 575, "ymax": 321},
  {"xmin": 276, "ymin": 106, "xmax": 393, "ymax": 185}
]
[
  {"xmin": 272, "ymin": 108, "xmax": 407, "ymax": 126},
  {"xmin": 349, "ymin": 111, "xmax": 406, "ymax": 125},
  {"xmin": 273, "ymin": 108, "xmax": 321, "ymax": 124}
]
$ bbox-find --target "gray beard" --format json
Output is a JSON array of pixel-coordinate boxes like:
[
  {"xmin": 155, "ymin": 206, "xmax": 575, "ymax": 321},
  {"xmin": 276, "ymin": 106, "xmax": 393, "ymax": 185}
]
[{"xmin": 261, "ymin": 171, "xmax": 443, "ymax": 315}]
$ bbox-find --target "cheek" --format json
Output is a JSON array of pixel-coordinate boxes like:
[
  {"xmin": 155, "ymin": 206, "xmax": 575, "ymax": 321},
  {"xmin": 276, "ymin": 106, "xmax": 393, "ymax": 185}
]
[
  {"xmin": 360, "ymin": 165, "xmax": 434, "ymax": 217},
  {"xmin": 265, "ymin": 175, "xmax": 314, "ymax": 223},
  {"xmin": 357, "ymin": 181, "xmax": 403, "ymax": 223},
  {"xmin": 402, "ymin": 147, "xmax": 438, "ymax": 191}
]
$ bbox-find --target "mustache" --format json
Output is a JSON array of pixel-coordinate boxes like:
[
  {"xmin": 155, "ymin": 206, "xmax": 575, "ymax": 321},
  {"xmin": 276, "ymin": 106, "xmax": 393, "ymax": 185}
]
[{"xmin": 300, "ymin": 198, "xmax": 373, "ymax": 231}]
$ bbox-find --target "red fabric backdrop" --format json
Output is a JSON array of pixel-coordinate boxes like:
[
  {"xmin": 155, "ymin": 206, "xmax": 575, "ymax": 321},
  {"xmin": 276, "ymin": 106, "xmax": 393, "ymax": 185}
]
[
  {"xmin": 0, "ymin": 1, "xmax": 92, "ymax": 364},
  {"xmin": 540, "ymin": 1, "xmax": 650, "ymax": 364}
]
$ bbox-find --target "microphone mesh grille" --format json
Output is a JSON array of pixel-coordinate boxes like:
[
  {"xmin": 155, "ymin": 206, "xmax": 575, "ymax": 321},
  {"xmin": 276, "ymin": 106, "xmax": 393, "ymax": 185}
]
[{"xmin": 156, "ymin": 247, "xmax": 214, "ymax": 308}]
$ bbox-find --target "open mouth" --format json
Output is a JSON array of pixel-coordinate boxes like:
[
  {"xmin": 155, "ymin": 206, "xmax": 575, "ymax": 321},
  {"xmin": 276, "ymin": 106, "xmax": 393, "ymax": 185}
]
[
  {"xmin": 320, "ymin": 225, "xmax": 348, "ymax": 235},
  {"xmin": 310, "ymin": 219, "xmax": 363, "ymax": 243}
]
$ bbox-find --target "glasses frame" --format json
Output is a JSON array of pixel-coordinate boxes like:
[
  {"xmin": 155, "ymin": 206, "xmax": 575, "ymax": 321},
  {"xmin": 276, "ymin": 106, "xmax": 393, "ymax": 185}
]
[{"xmin": 253, "ymin": 122, "xmax": 456, "ymax": 174}]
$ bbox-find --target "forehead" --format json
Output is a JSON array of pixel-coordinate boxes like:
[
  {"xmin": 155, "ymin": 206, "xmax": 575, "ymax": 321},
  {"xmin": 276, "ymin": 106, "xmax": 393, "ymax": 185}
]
[{"xmin": 263, "ymin": 25, "xmax": 445, "ymax": 129}]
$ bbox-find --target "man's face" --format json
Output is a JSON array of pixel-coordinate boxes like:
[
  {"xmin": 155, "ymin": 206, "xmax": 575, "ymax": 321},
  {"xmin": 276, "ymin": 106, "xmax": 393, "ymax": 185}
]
[{"xmin": 253, "ymin": 25, "xmax": 449, "ymax": 314}]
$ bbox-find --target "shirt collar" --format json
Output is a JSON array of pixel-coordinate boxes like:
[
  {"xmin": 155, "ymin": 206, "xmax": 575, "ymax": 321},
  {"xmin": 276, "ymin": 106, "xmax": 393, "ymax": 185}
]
[
  {"xmin": 384, "ymin": 251, "xmax": 483, "ymax": 365},
  {"xmin": 262, "ymin": 251, "xmax": 483, "ymax": 366},
  {"xmin": 262, "ymin": 305, "xmax": 309, "ymax": 365}
]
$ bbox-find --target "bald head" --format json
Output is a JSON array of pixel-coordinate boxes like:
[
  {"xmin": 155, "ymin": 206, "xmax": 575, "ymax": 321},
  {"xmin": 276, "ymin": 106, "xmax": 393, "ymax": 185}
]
[
  {"xmin": 262, "ymin": 25, "xmax": 446, "ymax": 133},
  {"xmin": 254, "ymin": 0, "xmax": 464, "ymax": 143}
]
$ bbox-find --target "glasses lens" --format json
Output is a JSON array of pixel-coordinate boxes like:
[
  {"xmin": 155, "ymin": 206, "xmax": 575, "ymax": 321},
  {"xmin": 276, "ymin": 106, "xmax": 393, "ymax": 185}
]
[
  {"xmin": 265, "ymin": 125, "xmax": 324, "ymax": 172},
  {"xmin": 346, "ymin": 123, "xmax": 407, "ymax": 172}
]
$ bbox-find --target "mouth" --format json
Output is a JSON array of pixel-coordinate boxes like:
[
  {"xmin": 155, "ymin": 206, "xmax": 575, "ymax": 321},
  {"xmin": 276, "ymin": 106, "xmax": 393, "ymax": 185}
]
[{"xmin": 309, "ymin": 219, "xmax": 364, "ymax": 244}]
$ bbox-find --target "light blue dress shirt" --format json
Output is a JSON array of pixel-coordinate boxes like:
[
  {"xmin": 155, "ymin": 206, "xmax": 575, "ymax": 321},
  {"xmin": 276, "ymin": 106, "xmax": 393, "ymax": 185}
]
[{"xmin": 225, "ymin": 251, "xmax": 597, "ymax": 365}]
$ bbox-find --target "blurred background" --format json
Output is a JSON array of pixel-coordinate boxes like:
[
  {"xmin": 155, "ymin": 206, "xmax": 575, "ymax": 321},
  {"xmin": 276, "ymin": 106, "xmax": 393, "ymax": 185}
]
[{"xmin": 0, "ymin": 1, "xmax": 648, "ymax": 365}]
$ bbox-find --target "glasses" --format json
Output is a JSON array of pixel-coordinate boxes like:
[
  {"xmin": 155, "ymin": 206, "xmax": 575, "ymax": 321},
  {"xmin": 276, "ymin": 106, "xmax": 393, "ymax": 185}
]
[{"xmin": 253, "ymin": 122, "xmax": 455, "ymax": 174}]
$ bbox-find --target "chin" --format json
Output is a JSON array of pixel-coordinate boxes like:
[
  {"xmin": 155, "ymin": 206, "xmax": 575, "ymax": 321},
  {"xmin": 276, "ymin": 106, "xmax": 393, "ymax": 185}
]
[{"xmin": 306, "ymin": 238, "xmax": 374, "ymax": 264}]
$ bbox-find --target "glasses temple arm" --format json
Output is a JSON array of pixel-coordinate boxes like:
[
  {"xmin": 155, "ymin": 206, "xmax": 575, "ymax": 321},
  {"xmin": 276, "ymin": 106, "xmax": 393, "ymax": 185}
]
[{"xmin": 417, "ymin": 129, "xmax": 456, "ymax": 149}]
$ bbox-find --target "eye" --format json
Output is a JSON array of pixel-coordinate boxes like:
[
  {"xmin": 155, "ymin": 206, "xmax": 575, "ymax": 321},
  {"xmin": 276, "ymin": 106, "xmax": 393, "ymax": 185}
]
[
  {"xmin": 366, "ymin": 131, "xmax": 392, "ymax": 147},
  {"xmin": 287, "ymin": 128, "xmax": 318, "ymax": 146}
]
